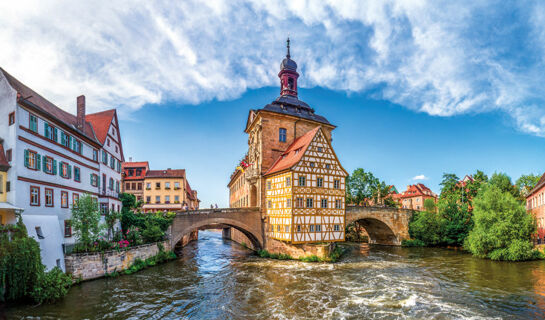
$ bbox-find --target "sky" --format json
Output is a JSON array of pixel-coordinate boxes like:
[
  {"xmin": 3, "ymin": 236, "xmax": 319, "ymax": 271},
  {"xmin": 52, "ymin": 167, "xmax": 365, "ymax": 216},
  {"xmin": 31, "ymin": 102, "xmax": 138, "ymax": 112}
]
[{"xmin": 2, "ymin": 1, "xmax": 545, "ymax": 207}]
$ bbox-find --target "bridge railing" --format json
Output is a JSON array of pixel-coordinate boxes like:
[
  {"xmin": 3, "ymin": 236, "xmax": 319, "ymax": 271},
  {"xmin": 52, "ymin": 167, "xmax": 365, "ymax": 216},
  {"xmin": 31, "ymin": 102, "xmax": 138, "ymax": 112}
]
[{"xmin": 175, "ymin": 207, "xmax": 260, "ymax": 216}]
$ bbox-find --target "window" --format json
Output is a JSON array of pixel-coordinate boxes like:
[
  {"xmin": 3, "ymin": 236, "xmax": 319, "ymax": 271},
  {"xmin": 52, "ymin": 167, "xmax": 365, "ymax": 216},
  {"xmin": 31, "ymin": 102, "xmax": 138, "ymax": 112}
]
[
  {"xmin": 174, "ymin": 182, "xmax": 180, "ymax": 189},
  {"xmin": 334, "ymin": 224, "xmax": 340, "ymax": 232},
  {"xmin": 61, "ymin": 191, "xmax": 68, "ymax": 208},
  {"xmin": 316, "ymin": 224, "xmax": 322, "ymax": 232},
  {"xmin": 24, "ymin": 150, "xmax": 40, "ymax": 170},
  {"xmin": 64, "ymin": 220, "xmax": 72, "ymax": 237},
  {"xmin": 116, "ymin": 181, "xmax": 120, "ymax": 193},
  {"xmin": 287, "ymin": 198, "xmax": 291, "ymax": 208},
  {"xmin": 296, "ymin": 198, "xmax": 304, "ymax": 208},
  {"xmin": 45, "ymin": 188, "xmax": 54, "ymax": 207},
  {"xmin": 285, "ymin": 177, "xmax": 291, "ymax": 187},
  {"xmin": 165, "ymin": 182, "xmax": 170, "ymax": 189},
  {"xmin": 277, "ymin": 225, "xmax": 281, "ymax": 232},
  {"xmin": 310, "ymin": 162, "xmax": 315, "ymax": 167},
  {"xmin": 156, "ymin": 196, "xmax": 160, "ymax": 203},
  {"xmin": 268, "ymin": 200, "xmax": 272, "ymax": 209},
  {"xmin": 60, "ymin": 132, "xmax": 69, "ymax": 148},
  {"xmin": 6, "ymin": 149, "xmax": 11, "ymax": 162},
  {"xmin": 44, "ymin": 123, "xmax": 57, "ymax": 141},
  {"xmin": 8, "ymin": 112, "xmax": 15, "ymax": 125},
  {"xmin": 296, "ymin": 225, "xmax": 301, "ymax": 232},
  {"xmin": 109, "ymin": 178, "xmax": 114, "ymax": 190},
  {"xmin": 317, "ymin": 147, "xmax": 322, "ymax": 152},
  {"xmin": 71, "ymin": 138, "xmax": 82, "ymax": 154},
  {"xmin": 72, "ymin": 193, "xmax": 79, "ymax": 207},
  {"xmin": 43, "ymin": 156, "xmax": 55, "ymax": 174},
  {"xmin": 306, "ymin": 198, "xmax": 313, "ymax": 208},
  {"xmin": 91, "ymin": 174, "xmax": 99, "ymax": 187},
  {"xmin": 74, "ymin": 166, "xmax": 81, "ymax": 182},
  {"xmin": 35, "ymin": 227, "xmax": 44, "ymax": 239},
  {"xmin": 109, "ymin": 155, "xmax": 115, "ymax": 169},
  {"xmin": 267, "ymin": 181, "xmax": 272, "ymax": 190},
  {"xmin": 325, "ymin": 164, "xmax": 330, "ymax": 169},
  {"xmin": 317, "ymin": 177, "xmax": 323, "ymax": 187},
  {"xmin": 93, "ymin": 149, "xmax": 98, "ymax": 161},
  {"xmin": 30, "ymin": 186, "xmax": 40, "ymax": 206},
  {"xmin": 146, "ymin": 183, "xmax": 151, "ymax": 190},
  {"xmin": 128, "ymin": 169, "xmax": 134, "ymax": 176},
  {"xmin": 6, "ymin": 181, "xmax": 10, "ymax": 192},
  {"xmin": 115, "ymin": 145, "xmax": 118, "ymax": 153},
  {"xmin": 156, "ymin": 182, "xmax": 161, "ymax": 189},
  {"xmin": 137, "ymin": 183, "xmax": 142, "ymax": 190},
  {"xmin": 279, "ymin": 128, "xmax": 287, "ymax": 142},
  {"xmin": 335, "ymin": 199, "xmax": 342, "ymax": 209},
  {"xmin": 107, "ymin": 138, "xmax": 110, "ymax": 147},
  {"xmin": 165, "ymin": 195, "xmax": 170, "ymax": 204},
  {"xmin": 29, "ymin": 114, "xmax": 38, "ymax": 132},
  {"xmin": 309, "ymin": 225, "xmax": 314, "ymax": 232},
  {"xmin": 321, "ymin": 198, "xmax": 327, "ymax": 208},
  {"xmin": 60, "ymin": 162, "xmax": 71, "ymax": 178},
  {"xmin": 175, "ymin": 195, "xmax": 180, "ymax": 203},
  {"xmin": 100, "ymin": 203, "xmax": 108, "ymax": 215},
  {"xmin": 298, "ymin": 176, "xmax": 306, "ymax": 186},
  {"xmin": 146, "ymin": 196, "xmax": 151, "ymax": 204},
  {"xmin": 102, "ymin": 150, "xmax": 108, "ymax": 164},
  {"xmin": 285, "ymin": 226, "xmax": 289, "ymax": 233},
  {"xmin": 334, "ymin": 180, "xmax": 340, "ymax": 189}
]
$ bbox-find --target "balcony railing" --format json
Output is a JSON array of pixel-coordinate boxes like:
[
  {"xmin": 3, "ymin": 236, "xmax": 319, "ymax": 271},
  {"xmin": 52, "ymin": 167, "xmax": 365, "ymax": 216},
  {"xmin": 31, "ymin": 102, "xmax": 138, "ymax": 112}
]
[{"xmin": 99, "ymin": 189, "xmax": 119, "ymax": 198}]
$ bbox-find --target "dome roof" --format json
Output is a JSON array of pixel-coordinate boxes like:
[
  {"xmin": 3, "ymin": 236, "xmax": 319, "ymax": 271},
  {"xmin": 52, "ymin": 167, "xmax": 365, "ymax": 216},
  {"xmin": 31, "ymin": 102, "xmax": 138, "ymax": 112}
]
[{"xmin": 280, "ymin": 57, "xmax": 297, "ymax": 71}]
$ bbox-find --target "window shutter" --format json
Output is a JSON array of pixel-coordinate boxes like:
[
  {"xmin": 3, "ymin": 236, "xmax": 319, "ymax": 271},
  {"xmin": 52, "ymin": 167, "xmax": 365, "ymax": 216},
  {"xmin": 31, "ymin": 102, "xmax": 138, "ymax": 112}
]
[
  {"xmin": 36, "ymin": 154, "xmax": 41, "ymax": 171},
  {"xmin": 42, "ymin": 156, "xmax": 47, "ymax": 172},
  {"xmin": 61, "ymin": 132, "xmax": 65, "ymax": 145},
  {"xmin": 97, "ymin": 175, "xmax": 100, "ymax": 188},
  {"xmin": 90, "ymin": 173, "xmax": 93, "ymax": 185},
  {"xmin": 68, "ymin": 164, "xmax": 72, "ymax": 179},
  {"xmin": 54, "ymin": 127, "xmax": 58, "ymax": 142},
  {"xmin": 44, "ymin": 123, "xmax": 48, "ymax": 137},
  {"xmin": 69, "ymin": 136, "xmax": 73, "ymax": 150},
  {"xmin": 52, "ymin": 160, "xmax": 57, "ymax": 175},
  {"xmin": 24, "ymin": 149, "xmax": 29, "ymax": 167}
]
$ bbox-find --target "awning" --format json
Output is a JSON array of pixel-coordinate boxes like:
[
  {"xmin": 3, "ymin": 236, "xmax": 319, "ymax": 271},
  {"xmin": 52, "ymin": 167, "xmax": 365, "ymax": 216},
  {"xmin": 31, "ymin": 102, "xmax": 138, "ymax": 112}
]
[{"xmin": 0, "ymin": 202, "xmax": 23, "ymax": 211}]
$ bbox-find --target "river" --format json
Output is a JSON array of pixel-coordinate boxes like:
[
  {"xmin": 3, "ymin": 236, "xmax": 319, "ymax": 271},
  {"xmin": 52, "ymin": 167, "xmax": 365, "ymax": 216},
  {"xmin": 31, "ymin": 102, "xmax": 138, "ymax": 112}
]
[{"xmin": 4, "ymin": 230, "xmax": 545, "ymax": 319}]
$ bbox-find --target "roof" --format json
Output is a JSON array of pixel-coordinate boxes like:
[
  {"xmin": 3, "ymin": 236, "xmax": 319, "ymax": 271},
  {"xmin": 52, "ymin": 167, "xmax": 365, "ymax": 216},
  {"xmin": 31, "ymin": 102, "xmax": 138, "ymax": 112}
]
[
  {"xmin": 0, "ymin": 143, "xmax": 10, "ymax": 171},
  {"xmin": 122, "ymin": 161, "xmax": 149, "ymax": 169},
  {"xmin": 0, "ymin": 67, "xmax": 100, "ymax": 144},
  {"xmin": 528, "ymin": 172, "xmax": 545, "ymax": 197},
  {"xmin": 399, "ymin": 183, "xmax": 437, "ymax": 199},
  {"xmin": 265, "ymin": 127, "xmax": 320, "ymax": 176},
  {"xmin": 259, "ymin": 95, "xmax": 331, "ymax": 126},
  {"xmin": 85, "ymin": 109, "xmax": 116, "ymax": 144},
  {"xmin": 145, "ymin": 169, "xmax": 186, "ymax": 178}
]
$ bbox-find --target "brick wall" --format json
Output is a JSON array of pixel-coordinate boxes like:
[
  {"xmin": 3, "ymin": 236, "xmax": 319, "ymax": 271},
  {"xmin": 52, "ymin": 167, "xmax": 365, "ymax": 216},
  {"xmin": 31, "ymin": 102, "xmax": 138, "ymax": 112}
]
[
  {"xmin": 65, "ymin": 240, "xmax": 171, "ymax": 281},
  {"xmin": 265, "ymin": 237, "xmax": 334, "ymax": 259}
]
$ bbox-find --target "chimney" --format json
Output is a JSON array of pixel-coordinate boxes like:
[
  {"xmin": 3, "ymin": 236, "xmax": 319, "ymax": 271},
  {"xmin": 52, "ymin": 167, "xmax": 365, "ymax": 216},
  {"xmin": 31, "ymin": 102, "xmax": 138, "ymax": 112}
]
[{"xmin": 77, "ymin": 95, "xmax": 85, "ymax": 131}]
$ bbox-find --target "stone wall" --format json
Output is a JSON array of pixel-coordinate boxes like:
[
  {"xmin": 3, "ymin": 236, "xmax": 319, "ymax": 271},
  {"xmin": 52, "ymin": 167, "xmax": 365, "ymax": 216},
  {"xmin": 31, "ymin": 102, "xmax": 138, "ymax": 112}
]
[
  {"xmin": 265, "ymin": 237, "xmax": 334, "ymax": 259},
  {"xmin": 65, "ymin": 240, "xmax": 171, "ymax": 281},
  {"xmin": 225, "ymin": 227, "xmax": 257, "ymax": 251}
]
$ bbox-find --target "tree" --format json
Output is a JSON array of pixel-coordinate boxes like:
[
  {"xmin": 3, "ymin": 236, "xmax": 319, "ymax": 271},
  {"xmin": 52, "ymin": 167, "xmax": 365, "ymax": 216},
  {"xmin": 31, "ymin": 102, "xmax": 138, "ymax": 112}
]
[
  {"xmin": 437, "ymin": 194, "xmax": 472, "ymax": 246},
  {"xmin": 346, "ymin": 169, "xmax": 379, "ymax": 205},
  {"xmin": 120, "ymin": 192, "xmax": 137, "ymax": 214},
  {"xmin": 489, "ymin": 172, "xmax": 519, "ymax": 200},
  {"xmin": 71, "ymin": 194, "xmax": 101, "ymax": 247},
  {"xmin": 464, "ymin": 170, "xmax": 488, "ymax": 205},
  {"xmin": 439, "ymin": 173, "xmax": 460, "ymax": 198},
  {"xmin": 423, "ymin": 198, "xmax": 436, "ymax": 212},
  {"xmin": 465, "ymin": 184, "xmax": 542, "ymax": 261},
  {"xmin": 516, "ymin": 173, "xmax": 541, "ymax": 198},
  {"xmin": 103, "ymin": 209, "xmax": 121, "ymax": 240}
]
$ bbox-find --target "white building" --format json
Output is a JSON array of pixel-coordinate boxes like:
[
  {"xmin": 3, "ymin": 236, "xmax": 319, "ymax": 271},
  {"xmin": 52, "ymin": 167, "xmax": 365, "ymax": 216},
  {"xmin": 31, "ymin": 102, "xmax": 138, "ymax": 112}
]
[{"xmin": 0, "ymin": 68, "xmax": 124, "ymax": 271}]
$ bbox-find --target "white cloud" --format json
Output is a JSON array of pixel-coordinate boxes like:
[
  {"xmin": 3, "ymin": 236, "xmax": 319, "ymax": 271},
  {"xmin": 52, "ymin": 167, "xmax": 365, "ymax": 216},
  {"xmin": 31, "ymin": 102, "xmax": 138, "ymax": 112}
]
[
  {"xmin": 1, "ymin": 1, "xmax": 545, "ymax": 136},
  {"xmin": 412, "ymin": 175, "xmax": 428, "ymax": 181}
]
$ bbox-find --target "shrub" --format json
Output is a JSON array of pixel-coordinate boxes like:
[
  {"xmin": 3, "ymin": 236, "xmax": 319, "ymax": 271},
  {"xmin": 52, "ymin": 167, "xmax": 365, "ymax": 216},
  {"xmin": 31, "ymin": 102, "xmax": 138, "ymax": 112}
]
[
  {"xmin": 402, "ymin": 239, "xmax": 426, "ymax": 247},
  {"xmin": 30, "ymin": 267, "xmax": 72, "ymax": 304},
  {"xmin": 141, "ymin": 222, "xmax": 164, "ymax": 243},
  {"xmin": 299, "ymin": 255, "xmax": 319, "ymax": 262}
]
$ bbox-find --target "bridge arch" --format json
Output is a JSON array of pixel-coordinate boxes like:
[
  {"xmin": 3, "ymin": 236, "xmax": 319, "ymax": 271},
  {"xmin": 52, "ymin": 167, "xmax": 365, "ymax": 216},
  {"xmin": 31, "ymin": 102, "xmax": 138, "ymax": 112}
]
[
  {"xmin": 170, "ymin": 208, "xmax": 264, "ymax": 252},
  {"xmin": 345, "ymin": 206, "xmax": 413, "ymax": 246}
]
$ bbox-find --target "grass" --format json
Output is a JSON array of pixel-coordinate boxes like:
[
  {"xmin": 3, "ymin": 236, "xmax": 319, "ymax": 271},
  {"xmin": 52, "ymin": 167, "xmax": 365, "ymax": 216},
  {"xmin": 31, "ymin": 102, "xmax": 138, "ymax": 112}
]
[
  {"xmin": 257, "ymin": 245, "xmax": 348, "ymax": 263},
  {"xmin": 257, "ymin": 249, "xmax": 293, "ymax": 260},
  {"xmin": 105, "ymin": 250, "xmax": 177, "ymax": 277}
]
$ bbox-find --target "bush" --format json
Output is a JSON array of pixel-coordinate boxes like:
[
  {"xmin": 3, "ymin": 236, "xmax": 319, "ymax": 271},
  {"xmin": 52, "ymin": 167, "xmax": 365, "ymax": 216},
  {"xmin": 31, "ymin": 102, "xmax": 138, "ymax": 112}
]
[
  {"xmin": 30, "ymin": 267, "xmax": 72, "ymax": 304},
  {"xmin": 402, "ymin": 239, "xmax": 426, "ymax": 247},
  {"xmin": 299, "ymin": 255, "xmax": 319, "ymax": 262},
  {"xmin": 141, "ymin": 222, "xmax": 164, "ymax": 243}
]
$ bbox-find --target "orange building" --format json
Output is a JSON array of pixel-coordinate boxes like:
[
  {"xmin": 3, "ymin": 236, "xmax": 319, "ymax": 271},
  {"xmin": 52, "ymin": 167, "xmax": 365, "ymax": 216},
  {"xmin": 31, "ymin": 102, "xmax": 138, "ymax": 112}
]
[
  {"xmin": 121, "ymin": 160, "xmax": 149, "ymax": 202},
  {"xmin": 398, "ymin": 183, "xmax": 437, "ymax": 211},
  {"xmin": 526, "ymin": 173, "xmax": 545, "ymax": 245}
]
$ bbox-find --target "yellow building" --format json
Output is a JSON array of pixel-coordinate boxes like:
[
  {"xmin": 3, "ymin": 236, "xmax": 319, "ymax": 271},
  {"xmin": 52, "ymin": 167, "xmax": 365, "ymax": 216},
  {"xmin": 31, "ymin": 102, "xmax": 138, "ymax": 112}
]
[
  {"xmin": 264, "ymin": 127, "xmax": 347, "ymax": 243},
  {"xmin": 141, "ymin": 169, "xmax": 199, "ymax": 212}
]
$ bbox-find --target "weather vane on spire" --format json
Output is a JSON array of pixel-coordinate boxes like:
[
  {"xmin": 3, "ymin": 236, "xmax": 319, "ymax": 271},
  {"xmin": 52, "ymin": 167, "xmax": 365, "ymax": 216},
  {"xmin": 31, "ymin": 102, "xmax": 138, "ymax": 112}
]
[{"xmin": 286, "ymin": 37, "xmax": 291, "ymax": 59}]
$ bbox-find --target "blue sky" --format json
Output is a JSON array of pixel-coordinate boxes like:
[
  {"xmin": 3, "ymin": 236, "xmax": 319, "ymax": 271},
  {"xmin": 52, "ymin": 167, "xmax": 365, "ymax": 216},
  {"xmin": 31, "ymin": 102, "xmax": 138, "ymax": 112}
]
[{"xmin": 2, "ymin": 1, "xmax": 545, "ymax": 206}]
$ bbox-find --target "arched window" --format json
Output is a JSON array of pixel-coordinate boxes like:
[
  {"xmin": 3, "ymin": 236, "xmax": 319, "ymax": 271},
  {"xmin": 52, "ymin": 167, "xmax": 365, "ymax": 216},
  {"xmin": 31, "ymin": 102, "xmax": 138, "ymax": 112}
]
[
  {"xmin": 279, "ymin": 128, "xmax": 287, "ymax": 142},
  {"xmin": 288, "ymin": 77, "xmax": 294, "ymax": 90}
]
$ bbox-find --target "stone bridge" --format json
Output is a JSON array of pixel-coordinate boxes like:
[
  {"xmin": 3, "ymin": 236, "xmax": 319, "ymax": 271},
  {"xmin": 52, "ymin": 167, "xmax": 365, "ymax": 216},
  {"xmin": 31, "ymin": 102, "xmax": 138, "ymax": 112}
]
[
  {"xmin": 346, "ymin": 206, "xmax": 414, "ymax": 245},
  {"xmin": 170, "ymin": 206, "xmax": 414, "ymax": 250},
  {"xmin": 170, "ymin": 207, "xmax": 264, "ymax": 250}
]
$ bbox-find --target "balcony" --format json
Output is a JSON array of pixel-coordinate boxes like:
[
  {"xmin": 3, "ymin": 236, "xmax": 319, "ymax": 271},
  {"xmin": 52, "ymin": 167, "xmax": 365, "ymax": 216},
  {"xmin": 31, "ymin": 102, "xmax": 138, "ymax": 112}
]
[{"xmin": 99, "ymin": 189, "xmax": 119, "ymax": 198}]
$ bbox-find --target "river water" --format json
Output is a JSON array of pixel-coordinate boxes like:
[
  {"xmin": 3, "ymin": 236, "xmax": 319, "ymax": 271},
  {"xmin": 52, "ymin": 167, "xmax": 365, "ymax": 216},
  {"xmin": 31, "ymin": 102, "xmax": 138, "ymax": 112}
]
[{"xmin": 4, "ymin": 230, "xmax": 545, "ymax": 319}]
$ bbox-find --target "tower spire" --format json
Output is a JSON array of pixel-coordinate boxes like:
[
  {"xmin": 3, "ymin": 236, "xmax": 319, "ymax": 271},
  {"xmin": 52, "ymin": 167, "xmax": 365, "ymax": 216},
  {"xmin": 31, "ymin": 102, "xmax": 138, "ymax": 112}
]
[{"xmin": 286, "ymin": 37, "xmax": 290, "ymax": 59}]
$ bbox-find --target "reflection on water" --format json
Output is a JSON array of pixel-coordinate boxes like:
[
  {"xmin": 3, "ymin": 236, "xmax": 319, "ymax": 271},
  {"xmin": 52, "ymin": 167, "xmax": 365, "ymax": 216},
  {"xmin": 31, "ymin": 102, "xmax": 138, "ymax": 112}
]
[{"xmin": 5, "ymin": 230, "xmax": 545, "ymax": 319}]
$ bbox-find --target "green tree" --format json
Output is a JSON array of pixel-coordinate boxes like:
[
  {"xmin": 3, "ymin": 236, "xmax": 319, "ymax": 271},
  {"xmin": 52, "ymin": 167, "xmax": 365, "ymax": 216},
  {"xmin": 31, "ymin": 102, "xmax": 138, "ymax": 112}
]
[
  {"xmin": 439, "ymin": 173, "xmax": 460, "ymax": 198},
  {"xmin": 437, "ymin": 194, "xmax": 472, "ymax": 246},
  {"xmin": 71, "ymin": 194, "xmax": 101, "ymax": 247},
  {"xmin": 120, "ymin": 192, "xmax": 137, "ymax": 214},
  {"xmin": 516, "ymin": 173, "xmax": 541, "ymax": 198},
  {"xmin": 465, "ymin": 184, "xmax": 541, "ymax": 261},
  {"xmin": 346, "ymin": 169, "xmax": 379, "ymax": 205},
  {"xmin": 408, "ymin": 210, "xmax": 443, "ymax": 246},
  {"xmin": 489, "ymin": 172, "xmax": 520, "ymax": 200},
  {"xmin": 103, "ymin": 209, "xmax": 121, "ymax": 240},
  {"xmin": 464, "ymin": 170, "xmax": 488, "ymax": 204},
  {"xmin": 423, "ymin": 198, "xmax": 436, "ymax": 212}
]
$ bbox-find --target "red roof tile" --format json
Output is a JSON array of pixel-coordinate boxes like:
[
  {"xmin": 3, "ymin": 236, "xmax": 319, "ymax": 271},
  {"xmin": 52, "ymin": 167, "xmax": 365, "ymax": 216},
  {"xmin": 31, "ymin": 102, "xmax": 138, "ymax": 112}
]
[
  {"xmin": 122, "ymin": 161, "xmax": 149, "ymax": 169},
  {"xmin": 85, "ymin": 109, "xmax": 116, "ymax": 145},
  {"xmin": 0, "ymin": 68, "xmax": 99, "ymax": 144},
  {"xmin": 399, "ymin": 183, "xmax": 437, "ymax": 199},
  {"xmin": 529, "ymin": 172, "xmax": 545, "ymax": 197},
  {"xmin": 146, "ymin": 169, "xmax": 186, "ymax": 178},
  {"xmin": 265, "ymin": 127, "xmax": 320, "ymax": 176}
]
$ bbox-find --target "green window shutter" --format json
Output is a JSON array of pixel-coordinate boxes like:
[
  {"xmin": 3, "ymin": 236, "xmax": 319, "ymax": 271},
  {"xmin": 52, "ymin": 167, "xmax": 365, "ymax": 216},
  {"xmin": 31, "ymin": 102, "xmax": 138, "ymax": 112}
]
[
  {"xmin": 24, "ymin": 149, "xmax": 29, "ymax": 167},
  {"xmin": 44, "ymin": 123, "xmax": 48, "ymax": 137},
  {"xmin": 90, "ymin": 173, "xmax": 93, "ymax": 185},
  {"xmin": 36, "ymin": 154, "xmax": 41, "ymax": 171},
  {"xmin": 54, "ymin": 127, "xmax": 58, "ymax": 142},
  {"xmin": 61, "ymin": 132, "xmax": 65, "ymax": 145},
  {"xmin": 52, "ymin": 160, "xmax": 57, "ymax": 175},
  {"xmin": 97, "ymin": 175, "xmax": 100, "ymax": 188},
  {"xmin": 59, "ymin": 162, "xmax": 63, "ymax": 177},
  {"xmin": 42, "ymin": 156, "xmax": 47, "ymax": 173},
  {"xmin": 68, "ymin": 164, "xmax": 72, "ymax": 179}
]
